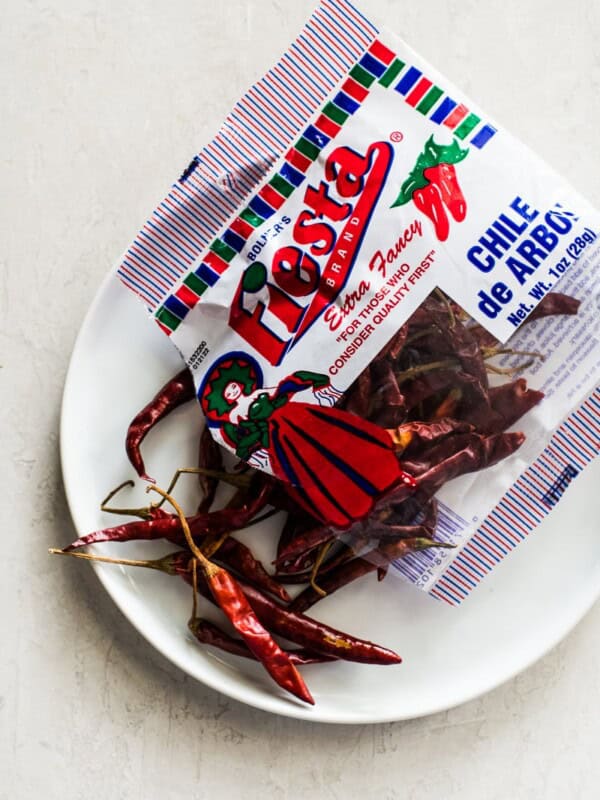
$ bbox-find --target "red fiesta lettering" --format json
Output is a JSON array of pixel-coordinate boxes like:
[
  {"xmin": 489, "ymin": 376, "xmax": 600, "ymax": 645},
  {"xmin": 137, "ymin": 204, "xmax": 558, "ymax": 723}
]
[
  {"xmin": 229, "ymin": 268, "xmax": 305, "ymax": 365},
  {"xmin": 293, "ymin": 210, "xmax": 336, "ymax": 257},
  {"xmin": 229, "ymin": 141, "xmax": 394, "ymax": 364},
  {"xmin": 325, "ymin": 147, "xmax": 372, "ymax": 197},
  {"xmin": 272, "ymin": 246, "xmax": 320, "ymax": 297},
  {"xmin": 303, "ymin": 181, "xmax": 352, "ymax": 222}
]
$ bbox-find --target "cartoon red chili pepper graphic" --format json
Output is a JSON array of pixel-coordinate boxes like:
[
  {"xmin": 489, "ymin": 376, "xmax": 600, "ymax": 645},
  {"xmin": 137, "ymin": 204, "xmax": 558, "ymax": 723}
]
[
  {"xmin": 424, "ymin": 162, "xmax": 467, "ymax": 223},
  {"xmin": 392, "ymin": 136, "xmax": 469, "ymax": 241},
  {"xmin": 411, "ymin": 182, "xmax": 449, "ymax": 241}
]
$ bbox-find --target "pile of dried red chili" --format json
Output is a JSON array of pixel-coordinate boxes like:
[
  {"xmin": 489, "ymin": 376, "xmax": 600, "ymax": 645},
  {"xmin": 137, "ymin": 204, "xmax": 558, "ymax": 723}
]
[{"xmin": 51, "ymin": 289, "xmax": 580, "ymax": 705}]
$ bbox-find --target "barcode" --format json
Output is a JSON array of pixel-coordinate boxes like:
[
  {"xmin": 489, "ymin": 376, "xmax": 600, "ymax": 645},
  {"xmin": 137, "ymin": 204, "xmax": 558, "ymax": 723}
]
[
  {"xmin": 390, "ymin": 501, "xmax": 468, "ymax": 588},
  {"xmin": 542, "ymin": 463, "xmax": 579, "ymax": 505}
]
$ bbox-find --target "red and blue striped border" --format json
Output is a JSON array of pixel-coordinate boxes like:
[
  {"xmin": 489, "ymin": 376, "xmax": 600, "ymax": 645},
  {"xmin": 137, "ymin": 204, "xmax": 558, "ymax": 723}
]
[{"xmin": 430, "ymin": 389, "xmax": 600, "ymax": 606}]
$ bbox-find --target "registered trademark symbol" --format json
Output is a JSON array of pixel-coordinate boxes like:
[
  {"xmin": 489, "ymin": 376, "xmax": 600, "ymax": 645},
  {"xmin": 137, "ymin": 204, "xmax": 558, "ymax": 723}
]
[{"xmin": 390, "ymin": 130, "xmax": 403, "ymax": 143}]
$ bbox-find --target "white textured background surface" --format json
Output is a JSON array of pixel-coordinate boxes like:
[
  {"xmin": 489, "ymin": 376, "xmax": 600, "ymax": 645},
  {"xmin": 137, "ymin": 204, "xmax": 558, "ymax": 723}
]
[{"xmin": 2, "ymin": 1, "xmax": 600, "ymax": 797}]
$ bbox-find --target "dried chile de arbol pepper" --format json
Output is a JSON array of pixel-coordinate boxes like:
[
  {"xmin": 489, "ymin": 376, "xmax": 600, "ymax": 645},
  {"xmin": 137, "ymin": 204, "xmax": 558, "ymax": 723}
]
[
  {"xmin": 65, "ymin": 478, "xmax": 272, "ymax": 551},
  {"xmin": 469, "ymin": 292, "xmax": 581, "ymax": 349},
  {"xmin": 194, "ymin": 564, "xmax": 314, "ymax": 703},
  {"xmin": 126, "ymin": 368, "xmax": 195, "ymax": 480},
  {"xmin": 290, "ymin": 535, "xmax": 452, "ymax": 614},
  {"xmin": 228, "ymin": 578, "xmax": 401, "ymax": 665},
  {"xmin": 525, "ymin": 292, "xmax": 581, "ymax": 322},
  {"xmin": 188, "ymin": 618, "xmax": 335, "ymax": 666},
  {"xmin": 197, "ymin": 426, "xmax": 224, "ymax": 513},
  {"xmin": 214, "ymin": 537, "xmax": 291, "ymax": 603}
]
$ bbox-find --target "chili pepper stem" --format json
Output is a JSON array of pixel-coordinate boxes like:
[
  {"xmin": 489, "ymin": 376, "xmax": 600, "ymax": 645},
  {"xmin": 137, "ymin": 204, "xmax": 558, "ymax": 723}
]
[
  {"xmin": 403, "ymin": 328, "xmax": 432, "ymax": 347},
  {"xmin": 309, "ymin": 541, "xmax": 333, "ymax": 598},
  {"xmin": 191, "ymin": 558, "xmax": 199, "ymax": 620},
  {"xmin": 101, "ymin": 479, "xmax": 134, "ymax": 507},
  {"xmin": 202, "ymin": 530, "xmax": 231, "ymax": 559},
  {"xmin": 48, "ymin": 547, "xmax": 183, "ymax": 573},
  {"xmin": 434, "ymin": 288, "xmax": 456, "ymax": 329},
  {"xmin": 482, "ymin": 346, "xmax": 545, "ymax": 362},
  {"xmin": 100, "ymin": 480, "xmax": 157, "ymax": 520},
  {"xmin": 412, "ymin": 539, "xmax": 455, "ymax": 551},
  {"xmin": 432, "ymin": 387, "xmax": 462, "ymax": 420},
  {"xmin": 145, "ymin": 485, "xmax": 217, "ymax": 576},
  {"xmin": 154, "ymin": 467, "xmax": 253, "ymax": 510},
  {"xmin": 395, "ymin": 359, "xmax": 460, "ymax": 384},
  {"xmin": 486, "ymin": 360, "xmax": 535, "ymax": 376}
]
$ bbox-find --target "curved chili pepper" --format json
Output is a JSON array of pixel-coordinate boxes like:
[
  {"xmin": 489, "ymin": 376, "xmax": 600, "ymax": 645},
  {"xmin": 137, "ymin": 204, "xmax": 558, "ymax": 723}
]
[
  {"xmin": 415, "ymin": 431, "xmax": 525, "ymax": 500},
  {"xmin": 199, "ymin": 563, "xmax": 314, "ymax": 704},
  {"xmin": 527, "ymin": 292, "xmax": 580, "ymax": 321},
  {"xmin": 189, "ymin": 618, "xmax": 335, "ymax": 665},
  {"xmin": 66, "ymin": 480, "xmax": 272, "ymax": 551},
  {"xmin": 274, "ymin": 524, "xmax": 333, "ymax": 571},
  {"xmin": 412, "ymin": 183, "xmax": 449, "ymax": 241},
  {"xmin": 400, "ymin": 431, "xmax": 498, "ymax": 476},
  {"xmin": 197, "ymin": 426, "xmax": 224, "ymax": 513},
  {"xmin": 469, "ymin": 292, "xmax": 581, "ymax": 349},
  {"xmin": 214, "ymin": 537, "xmax": 291, "ymax": 603},
  {"xmin": 65, "ymin": 508, "xmax": 183, "ymax": 551},
  {"xmin": 237, "ymin": 579, "xmax": 401, "ymax": 664},
  {"xmin": 126, "ymin": 368, "xmax": 196, "ymax": 480},
  {"xmin": 386, "ymin": 419, "xmax": 474, "ymax": 454},
  {"xmin": 466, "ymin": 379, "xmax": 544, "ymax": 435},
  {"xmin": 369, "ymin": 359, "xmax": 407, "ymax": 427}
]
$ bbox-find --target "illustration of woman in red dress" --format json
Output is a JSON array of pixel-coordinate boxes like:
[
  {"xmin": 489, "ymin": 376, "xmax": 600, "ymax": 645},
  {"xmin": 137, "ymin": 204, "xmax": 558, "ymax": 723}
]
[{"xmin": 199, "ymin": 353, "xmax": 415, "ymax": 529}]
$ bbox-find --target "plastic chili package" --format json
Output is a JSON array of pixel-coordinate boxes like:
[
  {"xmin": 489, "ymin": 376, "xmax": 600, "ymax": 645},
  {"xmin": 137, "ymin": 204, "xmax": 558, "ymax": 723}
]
[{"xmin": 115, "ymin": 0, "xmax": 600, "ymax": 606}]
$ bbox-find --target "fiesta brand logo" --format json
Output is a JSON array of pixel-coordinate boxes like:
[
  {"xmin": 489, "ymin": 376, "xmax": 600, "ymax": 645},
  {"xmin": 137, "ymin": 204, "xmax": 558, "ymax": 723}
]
[{"xmin": 229, "ymin": 141, "xmax": 394, "ymax": 365}]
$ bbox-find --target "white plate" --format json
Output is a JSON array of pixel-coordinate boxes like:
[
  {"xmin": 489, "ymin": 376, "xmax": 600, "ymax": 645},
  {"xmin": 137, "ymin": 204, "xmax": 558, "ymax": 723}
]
[{"xmin": 60, "ymin": 272, "xmax": 600, "ymax": 723}]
